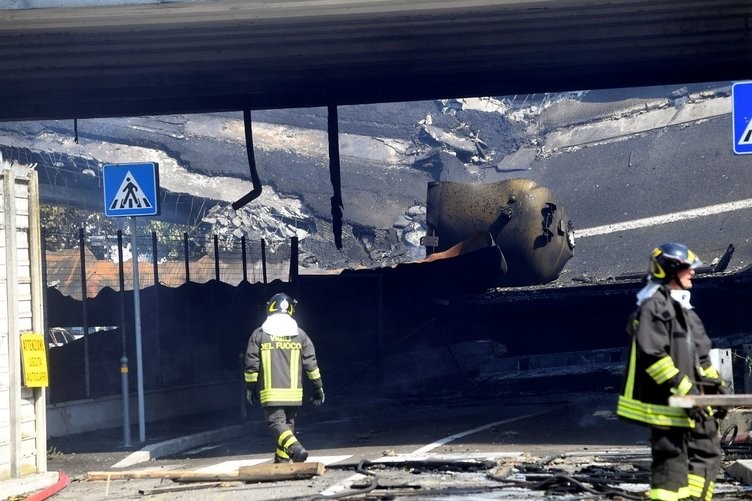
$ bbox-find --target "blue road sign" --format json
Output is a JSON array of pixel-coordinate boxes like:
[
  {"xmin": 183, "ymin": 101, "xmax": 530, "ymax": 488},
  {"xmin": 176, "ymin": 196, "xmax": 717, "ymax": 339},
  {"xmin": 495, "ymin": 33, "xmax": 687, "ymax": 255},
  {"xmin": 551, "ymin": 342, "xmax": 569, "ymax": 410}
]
[
  {"xmin": 103, "ymin": 162, "xmax": 160, "ymax": 217},
  {"xmin": 732, "ymin": 81, "xmax": 752, "ymax": 155}
]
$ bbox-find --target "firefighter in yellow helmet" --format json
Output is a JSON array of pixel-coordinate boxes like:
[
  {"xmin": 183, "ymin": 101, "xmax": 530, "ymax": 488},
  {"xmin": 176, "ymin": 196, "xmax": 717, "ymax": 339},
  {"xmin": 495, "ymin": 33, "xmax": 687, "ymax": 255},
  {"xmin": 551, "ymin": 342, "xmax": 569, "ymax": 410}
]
[
  {"xmin": 617, "ymin": 243, "xmax": 726, "ymax": 501},
  {"xmin": 244, "ymin": 293, "xmax": 325, "ymax": 463}
]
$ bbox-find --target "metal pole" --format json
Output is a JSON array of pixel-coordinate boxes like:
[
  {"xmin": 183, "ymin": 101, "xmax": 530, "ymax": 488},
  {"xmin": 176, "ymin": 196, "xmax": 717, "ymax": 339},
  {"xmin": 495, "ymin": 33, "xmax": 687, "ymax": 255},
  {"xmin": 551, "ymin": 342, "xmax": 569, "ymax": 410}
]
[
  {"xmin": 78, "ymin": 228, "xmax": 91, "ymax": 398},
  {"xmin": 241, "ymin": 236, "xmax": 247, "ymax": 283},
  {"xmin": 40, "ymin": 227, "xmax": 51, "ymax": 404},
  {"xmin": 151, "ymin": 231, "xmax": 159, "ymax": 286},
  {"xmin": 214, "ymin": 234, "xmax": 220, "ymax": 281},
  {"xmin": 152, "ymin": 231, "xmax": 162, "ymax": 386},
  {"xmin": 289, "ymin": 236, "xmax": 299, "ymax": 285},
  {"xmin": 378, "ymin": 273, "xmax": 384, "ymax": 389},
  {"xmin": 118, "ymin": 230, "xmax": 131, "ymax": 447},
  {"xmin": 131, "ymin": 217, "xmax": 146, "ymax": 443},
  {"xmin": 328, "ymin": 105, "xmax": 344, "ymax": 249},
  {"xmin": 183, "ymin": 232, "xmax": 190, "ymax": 283},
  {"xmin": 261, "ymin": 238, "xmax": 267, "ymax": 284},
  {"xmin": 120, "ymin": 356, "xmax": 131, "ymax": 447}
]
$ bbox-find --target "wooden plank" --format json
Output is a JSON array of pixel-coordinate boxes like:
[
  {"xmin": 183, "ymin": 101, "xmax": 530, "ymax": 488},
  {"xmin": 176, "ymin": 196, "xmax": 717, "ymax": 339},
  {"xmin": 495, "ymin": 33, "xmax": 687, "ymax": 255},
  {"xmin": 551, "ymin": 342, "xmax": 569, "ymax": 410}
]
[
  {"xmin": 87, "ymin": 470, "xmax": 220, "ymax": 481},
  {"xmin": 236, "ymin": 462, "xmax": 325, "ymax": 482},
  {"xmin": 87, "ymin": 462, "xmax": 325, "ymax": 483},
  {"xmin": 669, "ymin": 394, "xmax": 752, "ymax": 408}
]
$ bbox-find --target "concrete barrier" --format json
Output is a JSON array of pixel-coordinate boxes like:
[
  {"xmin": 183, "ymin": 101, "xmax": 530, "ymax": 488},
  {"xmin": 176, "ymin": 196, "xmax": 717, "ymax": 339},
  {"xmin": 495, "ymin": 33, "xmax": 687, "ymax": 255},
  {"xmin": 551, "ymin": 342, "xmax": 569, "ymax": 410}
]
[{"xmin": 46, "ymin": 379, "xmax": 238, "ymax": 437}]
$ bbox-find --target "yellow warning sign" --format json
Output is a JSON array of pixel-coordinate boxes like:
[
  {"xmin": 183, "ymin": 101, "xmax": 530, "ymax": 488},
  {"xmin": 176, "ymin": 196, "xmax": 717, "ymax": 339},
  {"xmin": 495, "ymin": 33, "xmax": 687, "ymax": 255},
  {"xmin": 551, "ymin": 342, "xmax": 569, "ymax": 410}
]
[{"xmin": 21, "ymin": 332, "xmax": 49, "ymax": 387}]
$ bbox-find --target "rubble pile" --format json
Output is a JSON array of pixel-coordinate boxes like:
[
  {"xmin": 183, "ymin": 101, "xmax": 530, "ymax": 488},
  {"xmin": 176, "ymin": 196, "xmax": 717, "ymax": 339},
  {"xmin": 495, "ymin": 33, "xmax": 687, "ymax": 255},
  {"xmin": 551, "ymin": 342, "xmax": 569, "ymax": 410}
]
[{"xmin": 200, "ymin": 200, "xmax": 428, "ymax": 270}]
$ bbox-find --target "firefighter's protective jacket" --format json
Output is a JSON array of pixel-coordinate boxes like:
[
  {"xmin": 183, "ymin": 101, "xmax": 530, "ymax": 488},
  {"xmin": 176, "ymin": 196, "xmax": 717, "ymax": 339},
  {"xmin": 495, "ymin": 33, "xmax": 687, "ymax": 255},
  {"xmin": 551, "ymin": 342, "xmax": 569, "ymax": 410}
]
[
  {"xmin": 244, "ymin": 313, "xmax": 322, "ymax": 407},
  {"xmin": 616, "ymin": 283, "xmax": 715, "ymax": 428}
]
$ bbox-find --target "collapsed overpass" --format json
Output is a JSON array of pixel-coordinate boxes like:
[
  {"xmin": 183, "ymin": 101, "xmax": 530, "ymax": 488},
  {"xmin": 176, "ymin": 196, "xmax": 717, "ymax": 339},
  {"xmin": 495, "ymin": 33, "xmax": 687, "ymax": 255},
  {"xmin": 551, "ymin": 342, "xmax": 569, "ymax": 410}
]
[{"xmin": 0, "ymin": 0, "xmax": 750, "ymax": 122}]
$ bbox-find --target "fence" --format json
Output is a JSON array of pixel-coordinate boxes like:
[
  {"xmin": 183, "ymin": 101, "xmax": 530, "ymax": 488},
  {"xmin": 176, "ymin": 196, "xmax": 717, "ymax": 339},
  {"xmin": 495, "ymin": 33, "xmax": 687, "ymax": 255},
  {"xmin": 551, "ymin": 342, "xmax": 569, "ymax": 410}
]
[
  {"xmin": 41, "ymin": 227, "xmax": 309, "ymax": 403},
  {"xmin": 43, "ymin": 228, "xmax": 298, "ymax": 301}
]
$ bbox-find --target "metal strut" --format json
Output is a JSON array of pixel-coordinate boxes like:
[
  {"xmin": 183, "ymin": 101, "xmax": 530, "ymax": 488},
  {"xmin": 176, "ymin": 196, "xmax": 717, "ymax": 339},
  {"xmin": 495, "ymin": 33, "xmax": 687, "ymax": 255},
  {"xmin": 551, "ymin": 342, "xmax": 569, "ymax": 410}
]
[
  {"xmin": 231, "ymin": 108, "xmax": 262, "ymax": 210},
  {"xmin": 328, "ymin": 105, "xmax": 343, "ymax": 249}
]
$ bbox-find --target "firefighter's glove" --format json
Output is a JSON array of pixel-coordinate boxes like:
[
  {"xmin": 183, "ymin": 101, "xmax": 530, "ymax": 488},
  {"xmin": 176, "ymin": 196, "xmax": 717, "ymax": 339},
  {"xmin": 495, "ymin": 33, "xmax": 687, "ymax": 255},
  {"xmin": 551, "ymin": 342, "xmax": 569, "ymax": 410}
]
[
  {"xmin": 311, "ymin": 387, "xmax": 325, "ymax": 406},
  {"xmin": 700, "ymin": 366, "xmax": 729, "ymax": 395},
  {"xmin": 246, "ymin": 384, "xmax": 258, "ymax": 406},
  {"xmin": 698, "ymin": 373, "xmax": 724, "ymax": 394},
  {"xmin": 712, "ymin": 379, "xmax": 731, "ymax": 395},
  {"xmin": 713, "ymin": 407, "xmax": 728, "ymax": 420},
  {"xmin": 670, "ymin": 374, "xmax": 698, "ymax": 396},
  {"xmin": 688, "ymin": 406, "xmax": 711, "ymax": 422}
]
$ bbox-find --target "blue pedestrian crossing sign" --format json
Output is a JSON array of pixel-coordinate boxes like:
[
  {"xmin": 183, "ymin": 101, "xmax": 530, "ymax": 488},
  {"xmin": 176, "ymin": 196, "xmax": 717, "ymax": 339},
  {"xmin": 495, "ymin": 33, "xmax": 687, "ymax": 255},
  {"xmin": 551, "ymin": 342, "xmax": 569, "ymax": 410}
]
[
  {"xmin": 732, "ymin": 81, "xmax": 752, "ymax": 155},
  {"xmin": 103, "ymin": 162, "xmax": 160, "ymax": 217}
]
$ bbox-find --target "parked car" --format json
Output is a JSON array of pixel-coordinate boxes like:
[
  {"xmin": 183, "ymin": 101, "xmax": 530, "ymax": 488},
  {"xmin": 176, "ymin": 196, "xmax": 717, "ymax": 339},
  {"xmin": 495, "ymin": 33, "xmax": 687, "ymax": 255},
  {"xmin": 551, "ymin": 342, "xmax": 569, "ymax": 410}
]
[{"xmin": 47, "ymin": 327, "xmax": 76, "ymax": 348}]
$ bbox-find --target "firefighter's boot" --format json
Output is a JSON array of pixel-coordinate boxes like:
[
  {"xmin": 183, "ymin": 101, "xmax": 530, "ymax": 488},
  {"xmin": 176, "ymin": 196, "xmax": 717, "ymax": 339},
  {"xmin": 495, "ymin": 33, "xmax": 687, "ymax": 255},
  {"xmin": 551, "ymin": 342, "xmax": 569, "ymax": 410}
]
[
  {"xmin": 274, "ymin": 448, "xmax": 291, "ymax": 463},
  {"xmin": 288, "ymin": 442, "xmax": 308, "ymax": 463}
]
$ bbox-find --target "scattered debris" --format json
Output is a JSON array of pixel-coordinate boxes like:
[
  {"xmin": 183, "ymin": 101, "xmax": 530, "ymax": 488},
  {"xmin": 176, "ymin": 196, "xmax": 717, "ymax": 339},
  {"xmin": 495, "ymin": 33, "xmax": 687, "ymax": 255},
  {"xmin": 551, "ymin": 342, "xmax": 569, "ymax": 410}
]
[{"xmin": 138, "ymin": 482, "xmax": 230, "ymax": 495}]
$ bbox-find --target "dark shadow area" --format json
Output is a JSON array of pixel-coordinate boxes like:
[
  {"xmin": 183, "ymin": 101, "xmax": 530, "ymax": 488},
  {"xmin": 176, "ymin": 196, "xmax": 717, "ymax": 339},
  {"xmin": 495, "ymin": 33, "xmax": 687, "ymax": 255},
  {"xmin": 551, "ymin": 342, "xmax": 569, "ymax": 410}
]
[{"xmin": 45, "ymin": 262, "xmax": 752, "ymax": 405}]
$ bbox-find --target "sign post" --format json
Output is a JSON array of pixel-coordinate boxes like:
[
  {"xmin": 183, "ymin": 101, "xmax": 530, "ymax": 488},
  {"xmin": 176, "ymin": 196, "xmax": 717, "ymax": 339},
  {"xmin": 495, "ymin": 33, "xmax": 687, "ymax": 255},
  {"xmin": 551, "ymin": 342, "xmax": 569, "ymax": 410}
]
[
  {"xmin": 732, "ymin": 81, "xmax": 752, "ymax": 155},
  {"xmin": 103, "ymin": 162, "xmax": 159, "ymax": 445}
]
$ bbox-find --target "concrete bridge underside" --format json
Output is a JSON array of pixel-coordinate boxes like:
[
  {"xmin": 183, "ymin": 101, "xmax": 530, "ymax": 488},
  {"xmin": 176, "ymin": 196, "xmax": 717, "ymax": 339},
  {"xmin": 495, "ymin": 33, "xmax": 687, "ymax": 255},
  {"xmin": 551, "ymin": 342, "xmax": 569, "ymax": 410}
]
[{"xmin": 0, "ymin": 0, "xmax": 750, "ymax": 122}]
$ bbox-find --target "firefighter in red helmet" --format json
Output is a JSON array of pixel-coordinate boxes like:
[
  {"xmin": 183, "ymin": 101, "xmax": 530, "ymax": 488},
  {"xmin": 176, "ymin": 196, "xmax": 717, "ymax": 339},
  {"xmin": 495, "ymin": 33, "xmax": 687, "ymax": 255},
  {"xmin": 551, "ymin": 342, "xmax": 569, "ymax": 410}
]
[
  {"xmin": 617, "ymin": 243, "xmax": 726, "ymax": 501},
  {"xmin": 244, "ymin": 293, "xmax": 325, "ymax": 463}
]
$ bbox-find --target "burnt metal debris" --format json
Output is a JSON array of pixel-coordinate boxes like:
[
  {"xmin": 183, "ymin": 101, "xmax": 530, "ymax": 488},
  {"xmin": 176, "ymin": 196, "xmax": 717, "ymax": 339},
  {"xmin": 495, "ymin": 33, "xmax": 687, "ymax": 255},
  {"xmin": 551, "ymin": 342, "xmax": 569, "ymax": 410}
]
[
  {"xmin": 319, "ymin": 454, "xmax": 653, "ymax": 500},
  {"xmin": 425, "ymin": 179, "xmax": 575, "ymax": 286}
]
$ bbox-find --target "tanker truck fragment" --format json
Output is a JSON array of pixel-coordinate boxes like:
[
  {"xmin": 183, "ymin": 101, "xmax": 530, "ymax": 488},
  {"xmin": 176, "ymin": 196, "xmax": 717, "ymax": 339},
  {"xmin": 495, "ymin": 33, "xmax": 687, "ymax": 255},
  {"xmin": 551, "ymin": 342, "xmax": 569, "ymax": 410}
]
[{"xmin": 424, "ymin": 178, "xmax": 575, "ymax": 286}]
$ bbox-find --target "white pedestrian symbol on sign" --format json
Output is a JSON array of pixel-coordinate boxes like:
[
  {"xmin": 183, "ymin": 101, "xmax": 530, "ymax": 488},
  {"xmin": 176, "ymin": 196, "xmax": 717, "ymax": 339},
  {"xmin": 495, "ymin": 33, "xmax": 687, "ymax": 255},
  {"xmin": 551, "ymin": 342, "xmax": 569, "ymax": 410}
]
[
  {"xmin": 109, "ymin": 171, "xmax": 153, "ymax": 211},
  {"xmin": 739, "ymin": 119, "xmax": 752, "ymax": 147}
]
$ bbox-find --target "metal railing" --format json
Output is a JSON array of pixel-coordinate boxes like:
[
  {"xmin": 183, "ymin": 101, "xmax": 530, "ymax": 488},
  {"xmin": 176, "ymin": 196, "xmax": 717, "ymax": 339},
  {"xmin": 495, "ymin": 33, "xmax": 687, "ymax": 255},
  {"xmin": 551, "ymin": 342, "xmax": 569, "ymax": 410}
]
[{"xmin": 44, "ymin": 228, "xmax": 296, "ymax": 300}]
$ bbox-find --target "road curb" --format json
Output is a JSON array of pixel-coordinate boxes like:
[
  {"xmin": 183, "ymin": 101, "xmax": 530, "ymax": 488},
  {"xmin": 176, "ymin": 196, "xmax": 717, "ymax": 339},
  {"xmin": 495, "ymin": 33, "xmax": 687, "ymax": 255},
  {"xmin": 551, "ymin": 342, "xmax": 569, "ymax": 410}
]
[{"xmin": 0, "ymin": 472, "xmax": 60, "ymax": 501}]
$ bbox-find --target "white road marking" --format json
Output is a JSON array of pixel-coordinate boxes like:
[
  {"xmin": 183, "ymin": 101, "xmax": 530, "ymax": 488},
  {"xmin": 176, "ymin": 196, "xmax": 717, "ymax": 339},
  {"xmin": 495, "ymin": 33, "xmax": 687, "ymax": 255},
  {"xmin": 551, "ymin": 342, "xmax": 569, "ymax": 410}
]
[
  {"xmin": 318, "ymin": 409, "xmax": 548, "ymax": 497},
  {"xmin": 195, "ymin": 458, "xmax": 268, "ymax": 473},
  {"xmin": 191, "ymin": 455, "xmax": 352, "ymax": 474},
  {"xmin": 576, "ymin": 198, "xmax": 752, "ymax": 238},
  {"xmin": 192, "ymin": 455, "xmax": 352, "ymax": 474},
  {"xmin": 410, "ymin": 409, "xmax": 549, "ymax": 455},
  {"xmin": 308, "ymin": 455, "xmax": 352, "ymax": 465}
]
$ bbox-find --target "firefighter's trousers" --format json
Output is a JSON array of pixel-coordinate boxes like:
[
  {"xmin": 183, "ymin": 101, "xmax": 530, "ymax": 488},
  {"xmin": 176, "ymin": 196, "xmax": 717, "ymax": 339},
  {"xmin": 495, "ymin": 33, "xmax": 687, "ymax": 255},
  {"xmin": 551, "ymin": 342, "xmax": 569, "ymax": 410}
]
[
  {"xmin": 264, "ymin": 406, "xmax": 301, "ymax": 460},
  {"xmin": 650, "ymin": 427, "xmax": 689, "ymax": 500},
  {"xmin": 687, "ymin": 416, "xmax": 722, "ymax": 501},
  {"xmin": 649, "ymin": 417, "xmax": 722, "ymax": 501}
]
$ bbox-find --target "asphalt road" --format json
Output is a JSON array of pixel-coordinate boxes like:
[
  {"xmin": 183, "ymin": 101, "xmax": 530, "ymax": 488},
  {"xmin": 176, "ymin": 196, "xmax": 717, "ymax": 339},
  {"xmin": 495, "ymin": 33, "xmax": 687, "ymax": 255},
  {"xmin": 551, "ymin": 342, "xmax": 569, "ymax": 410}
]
[{"xmin": 39, "ymin": 389, "xmax": 686, "ymax": 500}]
